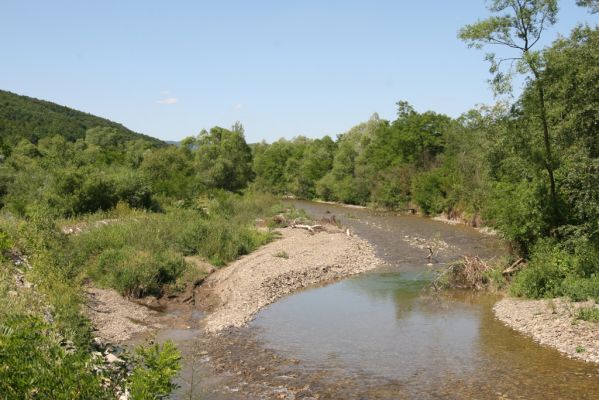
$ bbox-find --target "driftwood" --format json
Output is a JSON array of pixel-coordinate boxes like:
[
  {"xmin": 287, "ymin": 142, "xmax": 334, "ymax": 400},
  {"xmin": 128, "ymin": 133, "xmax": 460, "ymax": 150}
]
[
  {"xmin": 291, "ymin": 223, "xmax": 324, "ymax": 233},
  {"xmin": 502, "ymin": 258, "xmax": 525, "ymax": 276},
  {"xmin": 432, "ymin": 255, "xmax": 492, "ymax": 291}
]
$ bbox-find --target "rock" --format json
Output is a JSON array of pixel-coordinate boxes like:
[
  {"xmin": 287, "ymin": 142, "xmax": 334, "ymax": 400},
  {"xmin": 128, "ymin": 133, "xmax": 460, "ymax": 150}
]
[
  {"xmin": 92, "ymin": 337, "xmax": 104, "ymax": 349},
  {"xmin": 105, "ymin": 353, "xmax": 124, "ymax": 364}
]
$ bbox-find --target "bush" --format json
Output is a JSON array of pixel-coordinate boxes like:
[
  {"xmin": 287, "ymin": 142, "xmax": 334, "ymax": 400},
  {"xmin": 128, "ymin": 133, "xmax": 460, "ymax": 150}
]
[
  {"xmin": 128, "ymin": 341, "xmax": 181, "ymax": 399},
  {"xmin": 510, "ymin": 240, "xmax": 570, "ymax": 299},
  {"xmin": 484, "ymin": 180, "xmax": 551, "ymax": 256},
  {"xmin": 561, "ymin": 275, "xmax": 599, "ymax": 302},
  {"xmin": 411, "ymin": 171, "xmax": 446, "ymax": 215},
  {"xmin": 178, "ymin": 218, "xmax": 271, "ymax": 266},
  {"xmin": 74, "ymin": 174, "xmax": 118, "ymax": 214},
  {"xmin": 91, "ymin": 248, "xmax": 186, "ymax": 298},
  {"xmin": 0, "ymin": 315, "xmax": 109, "ymax": 399},
  {"xmin": 71, "ymin": 195, "xmax": 275, "ymax": 294},
  {"xmin": 114, "ymin": 173, "xmax": 156, "ymax": 210}
]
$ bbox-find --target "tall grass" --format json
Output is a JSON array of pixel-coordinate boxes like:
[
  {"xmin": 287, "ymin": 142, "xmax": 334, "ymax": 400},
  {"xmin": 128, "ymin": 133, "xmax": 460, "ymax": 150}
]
[
  {"xmin": 0, "ymin": 191, "xmax": 280, "ymax": 398},
  {"xmin": 69, "ymin": 192, "xmax": 278, "ymax": 297}
]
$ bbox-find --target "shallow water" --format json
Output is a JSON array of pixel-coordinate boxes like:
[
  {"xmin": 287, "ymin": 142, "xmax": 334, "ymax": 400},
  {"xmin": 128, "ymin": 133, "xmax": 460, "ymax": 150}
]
[{"xmin": 249, "ymin": 201, "xmax": 599, "ymax": 399}]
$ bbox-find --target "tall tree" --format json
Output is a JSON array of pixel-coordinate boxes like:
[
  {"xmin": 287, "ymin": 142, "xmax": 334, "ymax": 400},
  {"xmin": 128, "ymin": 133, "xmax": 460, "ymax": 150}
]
[
  {"xmin": 192, "ymin": 125, "xmax": 253, "ymax": 192},
  {"xmin": 577, "ymin": 0, "xmax": 599, "ymax": 13},
  {"xmin": 459, "ymin": 0, "xmax": 560, "ymax": 227}
]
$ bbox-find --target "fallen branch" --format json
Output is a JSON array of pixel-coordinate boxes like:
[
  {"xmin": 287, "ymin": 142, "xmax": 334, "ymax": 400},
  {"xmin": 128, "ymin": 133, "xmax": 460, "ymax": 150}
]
[
  {"xmin": 291, "ymin": 223, "xmax": 324, "ymax": 233},
  {"xmin": 432, "ymin": 255, "xmax": 493, "ymax": 291},
  {"xmin": 502, "ymin": 258, "xmax": 525, "ymax": 276}
]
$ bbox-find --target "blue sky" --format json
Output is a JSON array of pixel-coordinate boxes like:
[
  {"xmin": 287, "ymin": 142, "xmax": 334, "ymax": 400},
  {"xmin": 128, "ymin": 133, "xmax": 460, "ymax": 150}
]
[{"xmin": 1, "ymin": 1, "xmax": 595, "ymax": 143}]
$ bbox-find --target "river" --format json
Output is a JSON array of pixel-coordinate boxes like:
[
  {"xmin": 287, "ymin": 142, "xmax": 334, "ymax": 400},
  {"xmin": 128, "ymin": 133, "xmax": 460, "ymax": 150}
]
[{"xmin": 173, "ymin": 200, "xmax": 599, "ymax": 399}]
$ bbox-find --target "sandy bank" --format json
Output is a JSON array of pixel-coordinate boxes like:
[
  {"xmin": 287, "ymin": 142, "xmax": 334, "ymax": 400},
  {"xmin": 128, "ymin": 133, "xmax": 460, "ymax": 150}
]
[
  {"xmin": 494, "ymin": 298, "xmax": 599, "ymax": 363},
  {"xmin": 198, "ymin": 226, "xmax": 382, "ymax": 333},
  {"xmin": 85, "ymin": 287, "xmax": 165, "ymax": 343}
]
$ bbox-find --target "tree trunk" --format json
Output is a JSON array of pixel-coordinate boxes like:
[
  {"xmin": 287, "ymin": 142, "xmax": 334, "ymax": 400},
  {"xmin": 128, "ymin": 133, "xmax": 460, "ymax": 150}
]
[{"xmin": 530, "ymin": 65, "xmax": 559, "ymax": 228}]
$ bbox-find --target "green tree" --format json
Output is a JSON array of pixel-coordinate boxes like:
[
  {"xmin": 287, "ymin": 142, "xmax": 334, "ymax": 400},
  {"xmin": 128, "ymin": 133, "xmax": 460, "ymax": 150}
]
[
  {"xmin": 459, "ymin": 0, "xmax": 560, "ymax": 227},
  {"xmin": 577, "ymin": 0, "xmax": 599, "ymax": 13},
  {"xmin": 191, "ymin": 124, "xmax": 253, "ymax": 192}
]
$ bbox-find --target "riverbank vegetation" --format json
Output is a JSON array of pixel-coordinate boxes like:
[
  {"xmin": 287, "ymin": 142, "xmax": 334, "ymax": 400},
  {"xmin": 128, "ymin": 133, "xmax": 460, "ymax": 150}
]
[
  {"xmin": 0, "ymin": 93, "xmax": 284, "ymax": 398},
  {"xmin": 1, "ymin": 0, "xmax": 598, "ymax": 397},
  {"xmin": 252, "ymin": 2, "xmax": 599, "ymax": 303}
]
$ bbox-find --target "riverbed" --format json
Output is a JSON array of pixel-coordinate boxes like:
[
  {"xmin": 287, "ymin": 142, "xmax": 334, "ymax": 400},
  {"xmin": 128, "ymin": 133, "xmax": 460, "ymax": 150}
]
[{"xmin": 171, "ymin": 200, "xmax": 599, "ymax": 399}]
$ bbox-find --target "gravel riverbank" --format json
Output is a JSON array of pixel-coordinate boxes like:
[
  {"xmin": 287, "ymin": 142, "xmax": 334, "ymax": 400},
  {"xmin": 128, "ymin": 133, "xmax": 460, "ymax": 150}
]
[
  {"xmin": 494, "ymin": 297, "xmax": 599, "ymax": 363},
  {"xmin": 197, "ymin": 226, "xmax": 382, "ymax": 333}
]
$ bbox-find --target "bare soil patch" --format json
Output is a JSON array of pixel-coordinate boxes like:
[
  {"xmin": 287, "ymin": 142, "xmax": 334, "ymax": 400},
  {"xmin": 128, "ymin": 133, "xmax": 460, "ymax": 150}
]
[{"xmin": 85, "ymin": 287, "xmax": 166, "ymax": 343}]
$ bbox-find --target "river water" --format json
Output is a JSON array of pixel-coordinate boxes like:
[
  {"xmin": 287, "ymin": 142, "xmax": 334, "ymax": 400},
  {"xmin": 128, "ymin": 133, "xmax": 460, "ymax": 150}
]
[{"xmin": 244, "ymin": 200, "xmax": 599, "ymax": 399}]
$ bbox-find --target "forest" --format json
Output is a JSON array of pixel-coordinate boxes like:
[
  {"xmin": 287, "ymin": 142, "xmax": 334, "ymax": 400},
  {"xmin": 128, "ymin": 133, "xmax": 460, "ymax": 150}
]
[
  {"xmin": 0, "ymin": 1, "xmax": 598, "ymax": 398},
  {"xmin": 253, "ymin": 19, "xmax": 599, "ymax": 300}
]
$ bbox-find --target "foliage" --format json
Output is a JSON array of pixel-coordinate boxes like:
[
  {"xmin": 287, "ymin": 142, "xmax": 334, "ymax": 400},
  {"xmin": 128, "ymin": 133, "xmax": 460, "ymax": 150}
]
[
  {"xmin": 128, "ymin": 341, "xmax": 181, "ymax": 399},
  {"xmin": 185, "ymin": 124, "xmax": 254, "ymax": 192},
  {"xmin": 576, "ymin": 307, "xmax": 599, "ymax": 322},
  {"xmin": 0, "ymin": 229, "xmax": 11, "ymax": 256},
  {"xmin": 577, "ymin": 0, "xmax": 599, "ymax": 13},
  {"xmin": 248, "ymin": 21, "xmax": 599, "ymax": 304},
  {"xmin": 510, "ymin": 238, "xmax": 599, "ymax": 301},
  {"xmin": 0, "ymin": 102, "xmax": 277, "ymax": 397},
  {"xmin": 72, "ymin": 194, "xmax": 275, "ymax": 296},
  {"xmin": 0, "ymin": 314, "xmax": 110, "ymax": 400},
  {"xmin": 510, "ymin": 240, "xmax": 570, "ymax": 298},
  {"xmin": 0, "ymin": 5, "xmax": 598, "ymax": 396},
  {"xmin": 458, "ymin": 0, "xmax": 557, "ymax": 95},
  {"xmin": 0, "ymin": 89, "xmax": 162, "ymax": 147},
  {"xmin": 411, "ymin": 171, "xmax": 447, "ymax": 215}
]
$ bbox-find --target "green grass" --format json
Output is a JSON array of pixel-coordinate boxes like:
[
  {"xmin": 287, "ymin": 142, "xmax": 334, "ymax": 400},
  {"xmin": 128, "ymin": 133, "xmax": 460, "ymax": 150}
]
[
  {"xmin": 69, "ymin": 194, "xmax": 277, "ymax": 297},
  {"xmin": 576, "ymin": 307, "xmax": 599, "ymax": 322},
  {"xmin": 0, "ymin": 192, "xmax": 284, "ymax": 398}
]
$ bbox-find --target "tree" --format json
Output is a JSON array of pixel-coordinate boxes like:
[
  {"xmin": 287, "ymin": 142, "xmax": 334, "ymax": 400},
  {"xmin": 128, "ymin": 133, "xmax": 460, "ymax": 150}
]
[
  {"xmin": 459, "ymin": 0, "xmax": 560, "ymax": 227},
  {"xmin": 577, "ymin": 0, "xmax": 599, "ymax": 13},
  {"xmin": 192, "ymin": 125, "xmax": 253, "ymax": 192}
]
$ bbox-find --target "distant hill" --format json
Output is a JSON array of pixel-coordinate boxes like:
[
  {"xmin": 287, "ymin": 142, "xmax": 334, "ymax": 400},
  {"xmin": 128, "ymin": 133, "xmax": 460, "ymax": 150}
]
[{"xmin": 0, "ymin": 89, "xmax": 164, "ymax": 146}]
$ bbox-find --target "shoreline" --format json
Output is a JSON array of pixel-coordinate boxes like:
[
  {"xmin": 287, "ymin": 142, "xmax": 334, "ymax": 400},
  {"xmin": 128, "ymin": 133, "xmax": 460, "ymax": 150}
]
[
  {"xmin": 197, "ymin": 225, "xmax": 382, "ymax": 333},
  {"xmin": 85, "ymin": 224, "xmax": 382, "ymax": 341},
  {"xmin": 292, "ymin": 198, "xmax": 499, "ymax": 236},
  {"xmin": 494, "ymin": 297, "xmax": 599, "ymax": 364}
]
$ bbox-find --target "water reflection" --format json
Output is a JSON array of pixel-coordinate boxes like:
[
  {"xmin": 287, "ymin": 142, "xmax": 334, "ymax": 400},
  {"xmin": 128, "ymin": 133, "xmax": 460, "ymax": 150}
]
[{"xmin": 250, "ymin": 201, "xmax": 599, "ymax": 399}]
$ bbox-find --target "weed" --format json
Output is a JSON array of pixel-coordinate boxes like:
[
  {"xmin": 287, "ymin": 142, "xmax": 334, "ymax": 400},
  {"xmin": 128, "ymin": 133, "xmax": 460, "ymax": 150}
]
[
  {"xmin": 547, "ymin": 299, "xmax": 557, "ymax": 314},
  {"xmin": 576, "ymin": 307, "xmax": 599, "ymax": 322},
  {"xmin": 274, "ymin": 251, "xmax": 289, "ymax": 259}
]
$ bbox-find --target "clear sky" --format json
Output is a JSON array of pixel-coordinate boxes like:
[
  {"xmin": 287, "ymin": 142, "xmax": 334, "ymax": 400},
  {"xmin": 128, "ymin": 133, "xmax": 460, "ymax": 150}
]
[{"xmin": 1, "ymin": 1, "xmax": 595, "ymax": 143}]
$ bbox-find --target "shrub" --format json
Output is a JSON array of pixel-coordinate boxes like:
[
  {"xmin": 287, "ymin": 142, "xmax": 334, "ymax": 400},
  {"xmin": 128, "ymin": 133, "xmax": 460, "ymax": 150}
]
[
  {"xmin": 114, "ymin": 173, "xmax": 156, "ymax": 210},
  {"xmin": 484, "ymin": 180, "xmax": 551, "ymax": 256},
  {"xmin": 178, "ymin": 218, "xmax": 271, "ymax": 266},
  {"xmin": 0, "ymin": 315, "xmax": 109, "ymax": 400},
  {"xmin": 128, "ymin": 341, "xmax": 181, "ymax": 400},
  {"xmin": 91, "ymin": 248, "xmax": 186, "ymax": 298},
  {"xmin": 510, "ymin": 241, "xmax": 569, "ymax": 299},
  {"xmin": 74, "ymin": 174, "xmax": 118, "ymax": 214},
  {"xmin": 561, "ymin": 275, "xmax": 599, "ymax": 302},
  {"xmin": 411, "ymin": 171, "xmax": 446, "ymax": 215}
]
